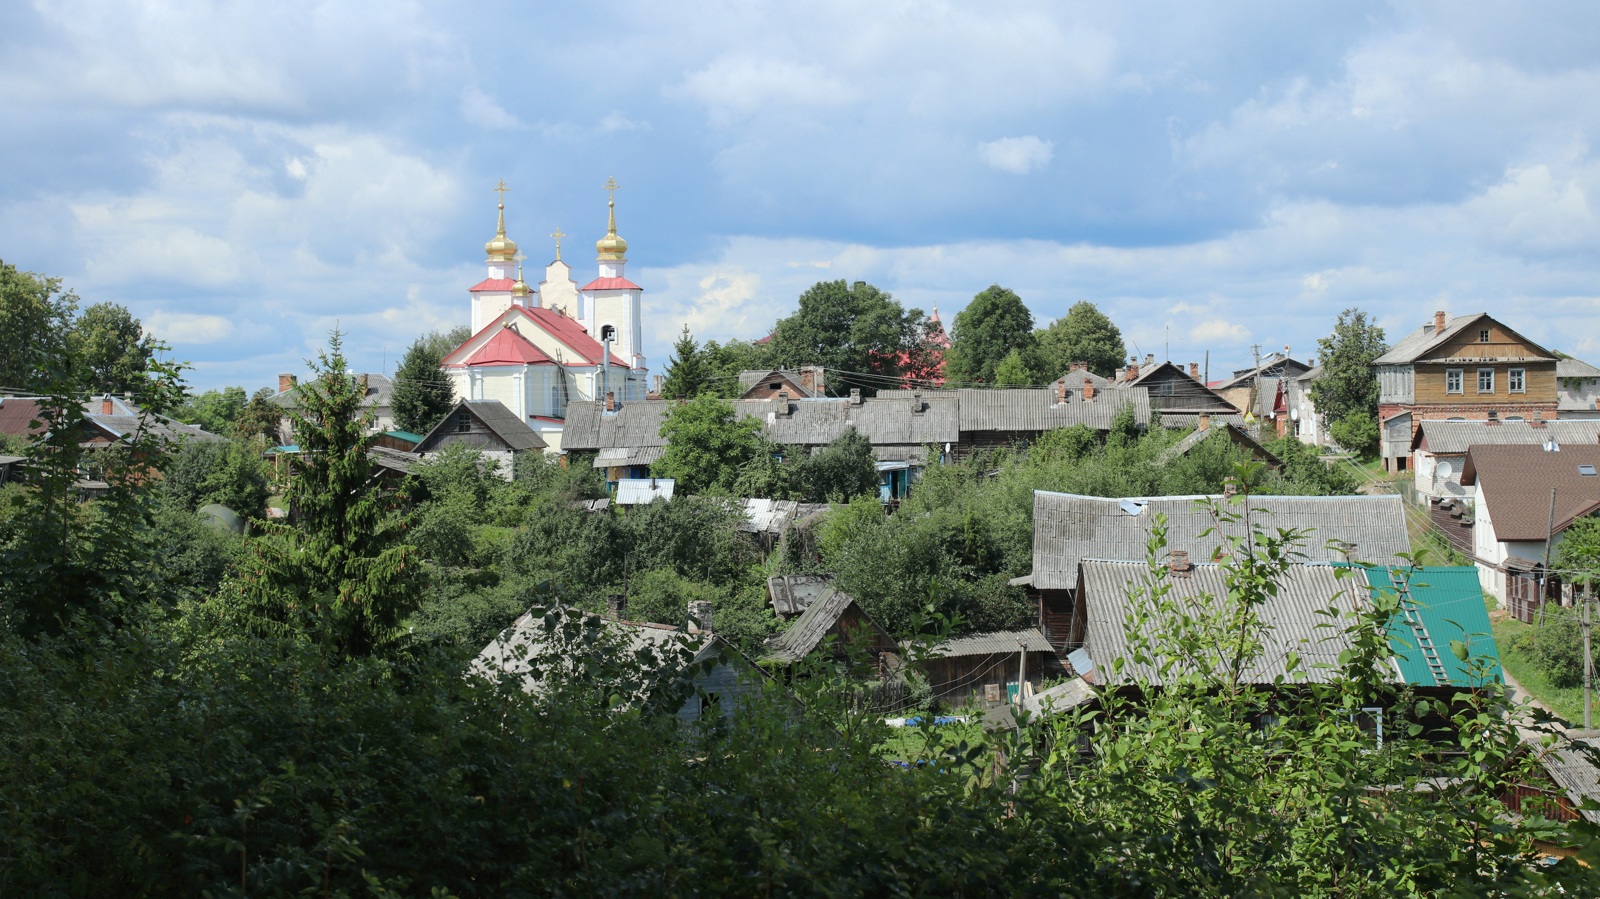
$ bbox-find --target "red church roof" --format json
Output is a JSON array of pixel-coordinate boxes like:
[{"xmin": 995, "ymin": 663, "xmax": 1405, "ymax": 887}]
[
  {"xmin": 465, "ymin": 327, "xmax": 555, "ymax": 366},
  {"xmin": 519, "ymin": 307, "xmax": 629, "ymax": 367},
  {"xmin": 469, "ymin": 278, "xmax": 517, "ymax": 292},
  {"xmin": 579, "ymin": 276, "xmax": 643, "ymax": 291}
]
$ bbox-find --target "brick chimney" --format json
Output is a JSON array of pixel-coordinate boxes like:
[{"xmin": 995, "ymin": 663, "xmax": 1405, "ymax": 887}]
[
  {"xmin": 1070, "ymin": 361, "xmax": 1088, "ymax": 372},
  {"xmin": 1434, "ymin": 310, "xmax": 1447, "ymax": 332},
  {"xmin": 909, "ymin": 390, "xmax": 925, "ymax": 414},
  {"xmin": 1223, "ymin": 476, "xmax": 1238, "ymax": 498},
  {"xmin": 1198, "ymin": 413, "xmax": 1211, "ymax": 431},
  {"xmin": 799, "ymin": 365, "xmax": 825, "ymax": 396},
  {"xmin": 1189, "ymin": 362, "xmax": 1201, "ymax": 380},
  {"xmin": 688, "ymin": 600, "xmax": 714, "ymax": 633},
  {"xmin": 1054, "ymin": 378, "xmax": 1068, "ymax": 404},
  {"xmin": 1082, "ymin": 379, "xmax": 1096, "ymax": 401},
  {"xmin": 605, "ymin": 391, "xmax": 616, "ymax": 412},
  {"xmin": 1145, "ymin": 353, "xmax": 1155, "ymax": 367},
  {"xmin": 849, "ymin": 388, "xmax": 862, "ymax": 405},
  {"xmin": 606, "ymin": 594, "xmax": 627, "ymax": 620},
  {"xmin": 1168, "ymin": 550, "xmax": 1193, "ymax": 577},
  {"xmin": 100, "ymin": 397, "xmax": 114, "ymax": 415},
  {"xmin": 1125, "ymin": 362, "xmax": 1140, "ymax": 381},
  {"xmin": 278, "ymin": 373, "xmax": 297, "ymax": 394}
]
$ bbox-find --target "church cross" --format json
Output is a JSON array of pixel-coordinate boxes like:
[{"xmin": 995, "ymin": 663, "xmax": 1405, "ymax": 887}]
[
  {"xmin": 493, "ymin": 178, "xmax": 510, "ymax": 205},
  {"xmin": 603, "ymin": 176, "xmax": 619, "ymax": 202},
  {"xmin": 551, "ymin": 227, "xmax": 566, "ymax": 260},
  {"xmin": 514, "ymin": 251, "xmax": 527, "ymax": 275}
]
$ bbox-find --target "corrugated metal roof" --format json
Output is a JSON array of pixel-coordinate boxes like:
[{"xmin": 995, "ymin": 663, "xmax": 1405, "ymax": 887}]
[
  {"xmin": 1346, "ymin": 565, "xmax": 1500, "ymax": 687},
  {"xmin": 1558, "ymin": 358, "xmax": 1600, "ymax": 379},
  {"xmin": 1077, "ymin": 559, "xmax": 1389, "ymax": 686},
  {"xmin": 1022, "ymin": 677, "xmax": 1095, "ymax": 714},
  {"xmin": 561, "ymin": 401, "xmax": 673, "ymax": 451},
  {"xmin": 269, "ymin": 373, "xmax": 393, "ymax": 409},
  {"xmin": 1461, "ymin": 444, "xmax": 1600, "ymax": 540},
  {"xmin": 1415, "ymin": 419, "xmax": 1600, "ymax": 454},
  {"xmin": 616, "ymin": 478, "xmax": 674, "ymax": 505},
  {"xmin": 741, "ymin": 499, "xmax": 829, "ymax": 536},
  {"xmin": 931, "ymin": 628, "xmax": 1054, "ymax": 657},
  {"xmin": 1030, "ymin": 492, "xmax": 1411, "ymax": 590}
]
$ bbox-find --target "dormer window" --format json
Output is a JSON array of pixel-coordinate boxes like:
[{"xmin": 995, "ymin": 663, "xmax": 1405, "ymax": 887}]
[
  {"xmin": 455, "ymin": 411, "xmax": 472, "ymax": 432},
  {"xmin": 1478, "ymin": 329, "xmax": 1490, "ymax": 343}
]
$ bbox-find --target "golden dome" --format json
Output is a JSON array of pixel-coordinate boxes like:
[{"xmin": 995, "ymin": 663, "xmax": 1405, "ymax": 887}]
[
  {"xmin": 596, "ymin": 200, "xmax": 627, "ymax": 262},
  {"xmin": 485, "ymin": 198, "xmax": 518, "ymax": 262},
  {"xmin": 511, "ymin": 256, "xmax": 533, "ymax": 297}
]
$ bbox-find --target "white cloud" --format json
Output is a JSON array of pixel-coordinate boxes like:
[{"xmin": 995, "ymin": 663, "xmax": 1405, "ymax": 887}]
[
  {"xmin": 1191, "ymin": 319, "xmax": 1251, "ymax": 344},
  {"xmin": 460, "ymin": 87, "xmax": 520, "ymax": 130},
  {"xmin": 977, "ymin": 136, "xmax": 1055, "ymax": 174},
  {"xmin": 671, "ymin": 56, "xmax": 853, "ymax": 122},
  {"xmin": 599, "ymin": 112, "xmax": 649, "ymax": 132},
  {"xmin": 145, "ymin": 311, "xmax": 234, "ymax": 344}
]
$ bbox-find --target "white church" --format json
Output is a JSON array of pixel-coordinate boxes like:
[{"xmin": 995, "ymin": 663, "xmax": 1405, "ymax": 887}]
[{"xmin": 442, "ymin": 180, "xmax": 649, "ymax": 451}]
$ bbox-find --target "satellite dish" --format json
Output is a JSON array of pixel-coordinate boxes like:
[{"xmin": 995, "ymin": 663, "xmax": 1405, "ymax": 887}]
[
  {"xmin": 1290, "ymin": 407, "xmax": 1300, "ymax": 421},
  {"xmin": 1436, "ymin": 461, "xmax": 1454, "ymax": 479}
]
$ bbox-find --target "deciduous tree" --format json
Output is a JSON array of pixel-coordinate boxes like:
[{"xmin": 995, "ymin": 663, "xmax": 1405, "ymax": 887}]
[
  {"xmin": 1035, "ymin": 301, "xmax": 1126, "ymax": 378},
  {"xmin": 0, "ymin": 259, "xmax": 76, "ymax": 393},
  {"xmin": 1310, "ymin": 308, "xmax": 1386, "ymax": 456},
  {"xmin": 947, "ymin": 285, "xmax": 1040, "ymax": 385},
  {"xmin": 653, "ymin": 395, "xmax": 768, "ymax": 495},
  {"xmin": 72, "ymin": 301, "xmax": 154, "ymax": 396},
  {"xmin": 769, "ymin": 280, "xmax": 929, "ymax": 395}
]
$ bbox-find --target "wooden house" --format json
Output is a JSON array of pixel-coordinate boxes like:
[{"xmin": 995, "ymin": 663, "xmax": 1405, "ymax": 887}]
[
  {"xmin": 761, "ymin": 585, "xmax": 899, "ymax": 672},
  {"xmin": 414, "ymin": 399, "xmax": 547, "ymax": 478},
  {"xmin": 1119, "ymin": 358, "xmax": 1241, "ymax": 429},
  {"xmin": 1374, "ymin": 311, "xmax": 1559, "ymax": 472},
  {"xmin": 1461, "ymin": 444, "xmax": 1600, "ymax": 613},
  {"xmin": 1158, "ymin": 417, "xmax": 1282, "ymax": 470},
  {"xmin": 922, "ymin": 629, "xmax": 1059, "ymax": 707},
  {"xmin": 1409, "ymin": 418, "xmax": 1600, "ymax": 502},
  {"xmin": 736, "ymin": 367, "xmax": 825, "ymax": 400},
  {"xmin": 1016, "ymin": 491, "xmax": 1412, "ymax": 654}
]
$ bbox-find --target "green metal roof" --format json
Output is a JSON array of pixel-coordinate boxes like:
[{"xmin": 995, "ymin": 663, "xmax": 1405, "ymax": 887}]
[
  {"xmin": 384, "ymin": 430, "xmax": 423, "ymax": 443},
  {"xmin": 1346, "ymin": 565, "xmax": 1501, "ymax": 687}
]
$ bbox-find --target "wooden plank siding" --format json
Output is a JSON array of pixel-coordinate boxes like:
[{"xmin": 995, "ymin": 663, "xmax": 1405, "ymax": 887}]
[{"xmin": 1412, "ymin": 362, "xmax": 1557, "ymax": 406}]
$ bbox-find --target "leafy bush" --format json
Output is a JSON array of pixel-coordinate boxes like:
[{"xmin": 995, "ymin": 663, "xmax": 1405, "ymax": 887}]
[{"xmin": 1518, "ymin": 616, "xmax": 1587, "ymax": 689}]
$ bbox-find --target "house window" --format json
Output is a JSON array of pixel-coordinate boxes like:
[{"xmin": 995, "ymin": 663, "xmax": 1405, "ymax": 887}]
[
  {"xmin": 1477, "ymin": 368, "xmax": 1495, "ymax": 393},
  {"xmin": 1351, "ymin": 707, "xmax": 1385, "ymax": 747},
  {"xmin": 1445, "ymin": 369, "xmax": 1462, "ymax": 394},
  {"xmin": 455, "ymin": 411, "xmax": 472, "ymax": 432},
  {"xmin": 1509, "ymin": 368, "xmax": 1525, "ymax": 393},
  {"xmin": 1479, "ymin": 329, "xmax": 1491, "ymax": 343}
]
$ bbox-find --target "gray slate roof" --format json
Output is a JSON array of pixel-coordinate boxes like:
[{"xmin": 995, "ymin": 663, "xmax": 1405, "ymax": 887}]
[
  {"xmin": 1213, "ymin": 354, "xmax": 1312, "ymax": 391},
  {"xmin": 1373, "ymin": 313, "xmax": 1555, "ymax": 365},
  {"xmin": 268, "ymin": 373, "xmax": 393, "ymax": 409},
  {"xmin": 1030, "ymin": 491, "xmax": 1411, "ymax": 590},
  {"xmin": 561, "ymin": 401, "xmax": 672, "ymax": 451},
  {"xmin": 876, "ymin": 386, "xmax": 1151, "ymax": 432},
  {"xmin": 1077, "ymin": 559, "xmax": 1389, "ymax": 686},
  {"xmin": 1159, "ymin": 423, "xmax": 1282, "ymax": 468},
  {"xmin": 1159, "ymin": 412, "xmax": 1247, "ymax": 430},
  {"xmin": 418, "ymin": 399, "xmax": 546, "ymax": 452},
  {"xmin": 1537, "ymin": 741, "xmax": 1600, "ymax": 824},
  {"xmin": 931, "ymin": 628, "xmax": 1054, "ymax": 658},
  {"xmin": 593, "ymin": 446, "xmax": 665, "ymax": 468},
  {"xmin": 564, "ymin": 397, "xmax": 959, "ymax": 454},
  {"xmin": 1557, "ymin": 358, "xmax": 1600, "ymax": 380},
  {"xmin": 1413, "ymin": 419, "xmax": 1600, "ymax": 454},
  {"xmin": 616, "ymin": 478, "xmax": 674, "ymax": 505},
  {"xmin": 741, "ymin": 499, "xmax": 829, "ymax": 536}
]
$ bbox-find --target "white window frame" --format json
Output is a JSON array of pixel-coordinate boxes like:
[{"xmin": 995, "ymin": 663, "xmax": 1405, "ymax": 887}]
[
  {"xmin": 1477, "ymin": 368, "xmax": 1495, "ymax": 394},
  {"xmin": 1446, "ymin": 368, "xmax": 1463, "ymax": 394},
  {"xmin": 1509, "ymin": 368, "xmax": 1526, "ymax": 393},
  {"xmin": 1479, "ymin": 329, "xmax": 1491, "ymax": 343}
]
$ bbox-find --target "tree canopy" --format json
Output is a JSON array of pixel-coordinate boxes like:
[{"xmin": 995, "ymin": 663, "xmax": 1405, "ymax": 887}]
[
  {"xmin": 391, "ymin": 327, "xmax": 469, "ymax": 435},
  {"xmin": 73, "ymin": 301, "xmax": 155, "ymax": 396},
  {"xmin": 1035, "ymin": 301, "xmax": 1127, "ymax": 378},
  {"xmin": 1310, "ymin": 308, "xmax": 1387, "ymax": 456},
  {"xmin": 946, "ymin": 285, "xmax": 1041, "ymax": 386},
  {"xmin": 0, "ymin": 259, "xmax": 77, "ymax": 393},
  {"xmin": 768, "ymin": 280, "xmax": 930, "ymax": 395},
  {"xmin": 652, "ymin": 395, "xmax": 769, "ymax": 495},
  {"xmin": 661, "ymin": 324, "xmax": 712, "ymax": 400}
]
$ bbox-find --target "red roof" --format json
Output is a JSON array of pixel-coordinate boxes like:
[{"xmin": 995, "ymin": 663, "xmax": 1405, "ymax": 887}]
[
  {"xmin": 465, "ymin": 328, "xmax": 555, "ymax": 366},
  {"xmin": 518, "ymin": 307, "xmax": 629, "ymax": 366},
  {"xmin": 0, "ymin": 398, "xmax": 45, "ymax": 438},
  {"xmin": 579, "ymin": 276, "xmax": 643, "ymax": 291},
  {"xmin": 469, "ymin": 278, "xmax": 516, "ymax": 292}
]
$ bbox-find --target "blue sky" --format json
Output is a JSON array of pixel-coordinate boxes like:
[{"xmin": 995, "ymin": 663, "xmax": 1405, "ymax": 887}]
[{"xmin": 4, "ymin": 1, "xmax": 1600, "ymax": 391}]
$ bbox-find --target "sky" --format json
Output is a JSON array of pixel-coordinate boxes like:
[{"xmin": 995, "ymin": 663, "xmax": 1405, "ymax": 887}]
[{"xmin": 4, "ymin": 1, "xmax": 1600, "ymax": 391}]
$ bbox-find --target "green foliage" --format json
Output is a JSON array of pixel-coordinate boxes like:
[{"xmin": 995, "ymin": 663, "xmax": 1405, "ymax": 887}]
[
  {"xmin": 0, "ymin": 259, "xmax": 77, "ymax": 394},
  {"xmin": 1260, "ymin": 435, "xmax": 1359, "ymax": 495},
  {"xmin": 624, "ymin": 567, "xmax": 724, "ymax": 630},
  {"xmin": 221, "ymin": 331, "xmax": 418, "ymax": 658},
  {"xmin": 700, "ymin": 338, "xmax": 774, "ymax": 399},
  {"xmin": 175, "ymin": 385, "xmax": 248, "ymax": 435},
  {"xmin": 1517, "ymin": 616, "xmax": 1588, "ymax": 689},
  {"xmin": 946, "ymin": 285, "xmax": 1040, "ymax": 386},
  {"xmin": 792, "ymin": 427, "xmax": 879, "ymax": 503},
  {"xmin": 1555, "ymin": 514, "xmax": 1600, "ymax": 593},
  {"xmin": 1310, "ymin": 307, "xmax": 1386, "ymax": 444},
  {"xmin": 234, "ymin": 387, "xmax": 284, "ymax": 444},
  {"xmin": 391, "ymin": 329, "xmax": 465, "ymax": 435},
  {"xmin": 1329, "ymin": 409, "xmax": 1380, "ymax": 458},
  {"xmin": 620, "ymin": 495, "xmax": 761, "ymax": 588},
  {"xmin": 653, "ymin": 395, "xmax": 768, "ymax": 495},
  {"xmin": 1035, "ymin": 300, "xmax": 1127, "ymax": 378},
  {"xmin": 768, "ymin": 280, "xmax": 930, "ymax": 395},
  {"xmin": 1029, "ymin": 424, "xmax": 1100, "ymax": 464},
  {"xmin": 661, "ymin": 324, "xmax": 712, "ymax": 399},
  {"xmin": 163, "ymin": 439, "xmax": 271, "ymax": 518},
  {"xmin": 72, "ymin": 301, "xmax": 155, "ymax": 396}
]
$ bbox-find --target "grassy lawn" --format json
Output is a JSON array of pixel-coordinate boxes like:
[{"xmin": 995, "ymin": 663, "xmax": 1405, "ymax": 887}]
[{"xmin": 1492, "ymin": 614, "xmax": 1591, "ymax": 725}]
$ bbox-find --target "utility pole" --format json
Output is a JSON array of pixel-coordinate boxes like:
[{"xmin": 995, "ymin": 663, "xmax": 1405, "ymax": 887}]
[
  {"xmin": 1586, "ymin": 598, "xmax": 1593, "ymax": 729},
  {"xmin": 1250, "ymin": 344, "xmax": 1263, "ymax": 441},
  {"xmin": 1540, "ymin": 488, "xmax": 1557, "ymax": 628}
]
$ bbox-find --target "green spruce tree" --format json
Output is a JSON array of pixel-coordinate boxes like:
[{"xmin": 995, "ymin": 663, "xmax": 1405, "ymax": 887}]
[
  {"xmin": 661, "ymin": 324, "xmax": 711, "ymax": 399},
  {"xmin": 391, "ymin": 329, "xmax": 464, "ymax": 435},
  {"xmin": 229, "ymin": 330, "xmax": 418, "ymax": 658}
]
